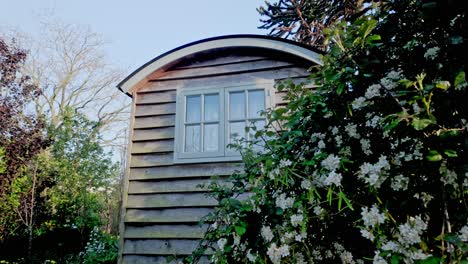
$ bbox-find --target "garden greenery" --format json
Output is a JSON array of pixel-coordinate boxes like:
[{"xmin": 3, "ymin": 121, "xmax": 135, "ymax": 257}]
[{"xmin": 188, "ymin": 1, "xmax": 467, "ymax": 263}]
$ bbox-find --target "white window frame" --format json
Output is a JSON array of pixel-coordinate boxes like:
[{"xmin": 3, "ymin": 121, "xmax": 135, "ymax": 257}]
[{"xmin": 174, "ymin": 81, "xmax": 274, "ymax": 164}]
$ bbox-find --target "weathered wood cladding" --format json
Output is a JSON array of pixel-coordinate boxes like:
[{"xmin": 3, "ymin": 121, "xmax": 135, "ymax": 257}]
[
  {"xmin": 121, "ymin": 51, "xmax": 313, "ymax": 262},
  {"xmin": 122, "ymin": 255, "xmax": 211, "ymax": 264}
]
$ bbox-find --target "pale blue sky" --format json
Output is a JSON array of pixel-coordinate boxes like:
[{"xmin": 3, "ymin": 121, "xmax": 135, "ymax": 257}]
[{"xmin": 0, "ymin": 0, "xmax": 267, "ymax": 74}]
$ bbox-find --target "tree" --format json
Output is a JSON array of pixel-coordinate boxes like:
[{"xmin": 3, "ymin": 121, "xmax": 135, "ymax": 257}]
[
  {"xmin": 1, "ymin": 110, "xmax": 120, "ymax": 263},
  {"xmin": 45, "ymin": 109, "xmax": 120, "ymax": 235},
  {"xmin": 190, "ymin": 0, "xmax": 467, "ymax": 263},
  {"xmin": 21, "ymin": 21, "xmax": 130, "ymax": 150},
  {"xmin": 0, "ymin": 37, "xmax": 48, "ymax": 240},
  {"xmin": 258, "ymin": 0, "xmax": 370, "ymax": 50}
]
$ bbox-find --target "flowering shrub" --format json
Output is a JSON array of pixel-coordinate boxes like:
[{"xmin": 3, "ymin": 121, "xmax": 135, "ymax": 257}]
[
  {"xmin": 80, "ymin": 227, "xmax": 118, "ymax": 264},
  {"xmin": 188, "ymin": 1, "xmax": 467, "ymax": 263}
]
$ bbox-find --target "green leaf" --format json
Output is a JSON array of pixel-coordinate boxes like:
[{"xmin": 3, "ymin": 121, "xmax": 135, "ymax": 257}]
[
  {"xmin": 435, "ymin": 80, "xmax": 450, "ymax": 90},
  {"xmin": 444, "ymin": 149, "xmax": 458, "ymax": 157},
  {"xmin": 419, "ymin": 257, "xmax": 442, "ymax": 264},
  {"xmin": 385, "ymin": 119, "xmax": 402, "ymax": 131},
  {"xmin": 327, "ymin": 187, "xmax": 333, "ymax": 205},
  {"xmin": 342, "ymin": 193, "xmax": 354, "ymax": 211},
  {"xmin": 426, "ymin": 150, "xmax": 442, "ymax": 162},
  {"xmin": 412, "ymin": 118, "xmax": 434, "ymax": 130},
  {"xmin": 454, "ymin": 71, "xmax": 466, "ymax": 88},
  {"xmin": 366, "ymin": 34, "xmax": 381, "ymax": 44},
  {"xmin": 391, "ymin": 254, "xmax": 401, "ymax": 264},
  {"xmin": 338, "ymin": 191, "xmax": 343, "ymax": 210},
  {"xmin": 234, "ymin": 225, "xmax": 246, "ymax": 236}
]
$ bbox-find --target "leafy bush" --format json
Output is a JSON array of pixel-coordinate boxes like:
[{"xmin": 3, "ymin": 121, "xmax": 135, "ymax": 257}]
[
  {"xmin": 189, "ymin": 1, "xmax": 467, "ymax": 263},
  {"xmin": 80, "ymin": 227, "xmax": 118, "ymax": 264}
]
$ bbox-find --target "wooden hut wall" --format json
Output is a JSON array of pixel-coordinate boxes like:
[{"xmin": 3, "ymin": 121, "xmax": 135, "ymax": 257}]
[{"xmin": 120, "ymin": 51, "xmax": 311, "ymax": 263}]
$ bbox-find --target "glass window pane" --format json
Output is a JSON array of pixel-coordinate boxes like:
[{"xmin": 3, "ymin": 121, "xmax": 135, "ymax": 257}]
[
  {"xmin": 203, "ymin": 123, "xmax": 219, "ymax": 152},
  {"xmin": 185, "ymin": 125, "xmax": 200, "ymax": 152},
  {"xmin": 250, "ymin": 119, "xmax": 266, "ymax": 132},
  {"xmin": 229, "ymin": 121, "xmax": 246, "ymax": 144},
  {"xmin": 186, "ymin": 95, "xmax": 201, "ymax": 123},
  {"xmin": 248, "ymin": 90, "xmax": 265, "ymax": 118},
  {"xmin": 249, "ymin": 120, "xmax": 267, "ymax": 151},
  {"xmin": 204, "ymin": 94, "xmax": 219, "ymax": 121},
  {"xmin": 229, "ymin": 91, "xmax": 245, "ymax": 120}
]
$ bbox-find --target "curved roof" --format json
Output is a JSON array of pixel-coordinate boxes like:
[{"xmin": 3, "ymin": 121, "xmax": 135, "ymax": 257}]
[{"xmin": 117, "ymin": 34, "xmax": 323, "ymax": 95}]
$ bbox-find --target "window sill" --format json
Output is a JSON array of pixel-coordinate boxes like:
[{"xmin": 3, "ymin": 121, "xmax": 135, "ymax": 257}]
[{"xmin": 173, "ymin": 154, "xmax": 243, "ymax": 164}]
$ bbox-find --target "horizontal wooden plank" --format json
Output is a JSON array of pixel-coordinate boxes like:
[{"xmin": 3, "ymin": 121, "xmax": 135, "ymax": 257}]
[
  {"xmin": 154, "ymin": 60, "xmax": 294, "ymax": 81},
  {"xmin": 131, "ymin": 140, "xmax": 174, "ymax": 154},
  {"xmin": 172, "ymin": 55, "xmax": 267, "ymax": 70},
  {"xmin": 130, "ymin": 153, "xmax": 174, "ymax": 168},
  {"xmin": 133, "ymin": 115, "xmax": 175, "ymax": 129},
  {"xmin": 122, "ymin": 255, "xmax": 210, "ymax": 264},
  {"xmin": 139, "ymin": 67, "xmax": 310, "ymax": 93},
  {"xmin": 125, "ymin": 208, "xmax": 213, "ymax": 223},
  {"xmin": 128, "ymin": 178, "xmax": 226, "ymax": 194},
  {"xmin": 136, "ymin": 90, "xmax": 176, "ymax": 104},
  {"xmin": 126, "ymin": 193, "xmax": 217, "ymax": 208},
  {"xmin": 132, "ymin": 127, "xmax": 175, "ymax": 141},
  {"xmin": 134, "ymin": 103, "xmax": 176, "ymax": 117},
  {"xmin": 124, "ymin": 224, "xmax": 208, "ymax": 239},
  {"xmin": 130, "ymin": 163, "xmax": 243, "ymax": 180},
  {"xmin": 123, "ymin": 239, "xmax": 207, "ymax": 255}
]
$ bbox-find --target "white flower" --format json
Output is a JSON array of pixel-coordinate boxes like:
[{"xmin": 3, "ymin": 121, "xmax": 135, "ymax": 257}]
[
  {"xmin": 373, "ymin": 251, "xmax": 387, "ymax": 264},
  {"xmin": 397, "ymin": 215, "xmax": 428, "ymax": 246},
  {"xmin": 331, "ymin": 126, "xmax": 339, "ymax": 135},
  {"xmin": 233, "ymin": 234, "xmax": 241, "ymax": 246},
  {"xmin": 381, "ymin": 241, "xmax": 399, "ymax": 252},
  {"xmin": 295, "ymin": 252, "xmax": 307, "ymax": 264},
  {"xmin": 459, "ymin": 225, "xmax": 468, "ymax": 242},
  {"xmin": 318, "ymin": 140, "xmax": 326, "ymax": 149},
  {"xmin": 345, "ymin": 123, "xmax": 360, "ymax": 139},
  {"xmin": 440, "ymin": 162, "xmax": 458, "ymax": 188},
  {"xmin": 391, "ymin": 175, "xmax": 409, "ymax": 191},
  {"xmin": 275, "ymin": 193, "xmax": 295, "ymax": 210},
  {"xmin": 352, "ymin": 96, "xmax": 367, "ymax": 110},
  {"xmin": 321, "ymin": 154, "xmax": 341, "ymax": 171},
  {"xmin": 217, "ymin": 238, "xmax": 227, "ymax": 251},
  {"xmin": 366, "ymin": 115, "xmax": 382, "ymax": 128},
  {"xmin": 361, "ymin": 204, "xmax": 386, "ymax": 228},
  {"xmin": 340, "ymin": 251, "xmax": 354, "ymax": 264},
  {"xmin": 360, "ymin": 138, "xmax": 373, "ymax": 155},
  {"xmin": 358, "ymin": 156, "xmax": 390, "ymax": 188},
  {"xmin": 365, "ymin": 84, "xmax": 381, "ymax": 99},
  {"xmin": 246, "ymin": 249, "xmax": 256, "ymax": 262},
  {"xmin": 424, "ymin": 47, "xmax": 440, "ymax": 60},
  {"xmin": 412, "ymin": 103, "xmax": 422, "ymax": 113},
  {"xmin": 361, "ymin": 229, "xmax": 375, "ymax": 241},
  {"xmin": 313, "ymin": 206, "xmax": 323, "ymax": 216},
  {"xmin": 335, "ymin": 135, "xmax": 343, "ymax": 146},
  {"xmin": 301, "ymin": 179, "xmax": 312, "ymax": 189},
  {"xmin": 380, "ymin": 70, "xmax": 404, "ymax": 90},
  {"xmin": 410, "ymin": 249, "xmax": 431, "ymax": 260},
  {"xmin": 261, "ymin": 226, "xmax": 274, "ymax": 242},
  {"xmin": 413, "ymin": 192, "xmax": 434, "ymax": 207},
  {"xmin": 295, "ymin": 232, "xmax": 307, "ymax": 242},
  {"xmin": 333, "ymin": 242, "xmax": 345, "ymax": 251},
  {"xmin": 324, "ymin": 171, "xmax": 343, "ymax": 187},
  {"xmin": 269, "ymin": 168, "xmax": 280, "ymax": 180},
  {"xmin": 312, "ymin": 249, "xmax": 323, "ymax": 260},
  {"xmin": 290, "ymin": 214, "xmax": 304, "ymax": 227},
  {"xmin": 267, "ymin": 243, "xmax": 290, "ymax": 264},
  {"xmin": 279, "ymin": 159, "xmax": 292, "ymax": 168}
]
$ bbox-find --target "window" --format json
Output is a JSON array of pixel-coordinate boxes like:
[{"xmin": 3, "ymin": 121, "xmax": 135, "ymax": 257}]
[{"xmin": 174, "ymin": 82, "xmax": 273, "ymax": 163}]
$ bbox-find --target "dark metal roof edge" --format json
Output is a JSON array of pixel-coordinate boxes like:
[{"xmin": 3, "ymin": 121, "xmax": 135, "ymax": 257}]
[{"xmin": 117, "ymin": 34, "xmax": 324, "ymax": 96}]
